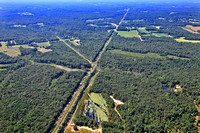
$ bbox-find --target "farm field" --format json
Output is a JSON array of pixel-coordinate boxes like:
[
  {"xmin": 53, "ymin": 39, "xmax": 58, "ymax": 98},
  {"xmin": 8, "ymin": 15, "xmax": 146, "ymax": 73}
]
[
  {"xmin": 117, "ymin": 30, "xmax": 139, "ymax": 38},
  {"xmin": 182, "ymin": 25, "xmax": 200, "ymax": 34},
  {"xmin": 84, "ymin": 93, "xmax": 109, "ymax": 124}
]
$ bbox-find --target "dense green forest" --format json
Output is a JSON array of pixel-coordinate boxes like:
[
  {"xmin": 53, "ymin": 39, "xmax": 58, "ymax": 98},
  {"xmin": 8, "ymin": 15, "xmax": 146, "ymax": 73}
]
[
  {"xmin": 90, "ymin": 51, "xmax": 200, "ymax": 132},
  {"xmin": 19, "ymin": 41, "xmax": 91, "ymax": 69},
  {"xmin": 87, "ymin": 5, "xmax": 200, "ymax": 132},
  {"xmin": 0, "ymin": 63, "xmax": 85, "ymax": 132}
]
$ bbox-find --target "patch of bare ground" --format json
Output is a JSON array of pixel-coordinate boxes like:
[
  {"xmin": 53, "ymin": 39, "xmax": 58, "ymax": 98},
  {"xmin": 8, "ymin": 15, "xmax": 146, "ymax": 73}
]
[
  {"xmin": 172, "ymin": 85, "xmax": 182, "ymax": 92},
  {"xmin": 136, "ymin": 30, "xmax": 145, "ymax": 42},
  {"xmin": 110, "ymin": 96, "xmax": 124, "ymax": 120},
  {"xmin": 55, "ymin": 65, "xmax": 83, "ymax": 72},
  {"xmin": 38, "ymin": 48, "xmax": 52, "ymax": 53},
  {"xmin": 65, "ymin": 124, "xmax": 102, "ymax": 133},
  {"xmin": 187, "ymin": 25, "xmax": 200, "ymax": 32},
  {"xmin": 183, "ymin": 25, "xmax": 200, "ymax": 34},
  {"xmin": 194, "ymin": 100, "xmax": 200, "ymax": 132}
]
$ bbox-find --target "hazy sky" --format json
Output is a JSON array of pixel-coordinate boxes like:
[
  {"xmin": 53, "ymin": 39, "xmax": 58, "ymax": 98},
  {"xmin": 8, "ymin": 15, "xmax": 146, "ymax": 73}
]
[
  {"xmin": 0, "ymin": 0, "xmax": 199, "ymax": 3},
  {"xmin": 0, "ymin": 0, "xmax": 197, "ymax": 2}
]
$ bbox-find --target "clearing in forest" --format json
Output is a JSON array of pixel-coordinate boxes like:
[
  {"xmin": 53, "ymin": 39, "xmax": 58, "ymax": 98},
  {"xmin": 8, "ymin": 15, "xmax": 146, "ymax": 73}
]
[
  {"xmin": 36, "ymin": 42, "xmax": 51, "ymax": 47},
  {"xmin": 37, "ymin": 48, "xmax": 52, "ymax": 53},
  {"xmin": 155, "ymin": 26, "xmax": 161, "ymax": 29},
  {"xmin": 182, "ymin": 25, "xmax": 200, "ymax": 34},
  {"xmin": 110, "ymin": 96, "xmax": 124, "ymax": 120},
  {"xmin": 137, "ymin": 27, "xmax": 150, "ymax": 34},
  {"xmin": 117, "ymin": 30, "xmax": 139, "ymax": 38},
  {"xmin": 194, "ymin": 100, "xmax": 200, "ymax": 132},
  {"xmin": 0, "ymin": 44, "xmax": 21, "ymax": 57},
  {"xmin": 84, "ymin": 93, "xmax": 109, "ymax": 124},
  {"xmin": 152, "ymin": 33, "xmax": 171, "ymax": 37},
  {"xmin": 0, "ymin": 64, "xmax": 6, "ymax": 71},
  {"xmin": 17, "ymin": 45, "xmax": 34, "ymax": 48},
  {"xmin": 13, "ymin": 25, "xmax": 26, "ymax": 28},
  {"xmin": 175, "ymin": 37, "xmax": 200, "ymax": 43},
  {"xmin": 110, "ymin": 50, "xmax": 189, "ymax": 60},
  {"xmin": 65, "ymin": 125, "xmax": 102, "ymax": 133}
]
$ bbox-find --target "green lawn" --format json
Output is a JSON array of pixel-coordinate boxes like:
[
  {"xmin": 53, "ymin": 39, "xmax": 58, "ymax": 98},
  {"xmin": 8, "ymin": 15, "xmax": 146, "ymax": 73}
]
[{"xmin": 117, "ymin": 30, "xmax": 139, "ymax": 38}]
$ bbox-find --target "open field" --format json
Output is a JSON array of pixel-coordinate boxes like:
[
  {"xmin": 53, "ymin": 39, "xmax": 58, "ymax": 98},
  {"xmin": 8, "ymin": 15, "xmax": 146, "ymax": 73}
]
[
  {"xmin": 67, "ymin": 39, "xmax": 80, "ymax": 46},
  {"xmin": 86, "ymin": 18, "xmax": 104, "ymax": 23},
  {"xmin": 167, "ymin": 55, "xmax": 189, "ymax": 60},
  {"xmin": 110, "ymin": 49, "xmax": 189, "ymax": 60},
  {"xmin": 137, "ymin": 27, "xmax": 150, "ymax": 34},
  {"xmin": 110, "ymin": 49, "xmax": 163, "ymax": 58},
  {"xmin": 152, "ymin": 33, "xmax": 171, "ymax": 37},
  {"xmin": 37, "ymin": 42, "xmax": 51, "ymax": 47},
  {"xmin": 84, "ymin": 93, "xmax": 109, "ymax": 124},
  {"xmin": 155, "ymin": 26, "xmax": 161, "ymax": 29},
  {"xmin": 13, "ymin": 25, "xmax": 26, "ymax": 28},
  {"xmin": 0, "ymin": 46, "xmax": 21, "ymax": 57},
  {"xmin": 182, "ymin": 25, "xmax": 200, "ymax": 34},
  {"xmin": 175, "ymin": 37, "xmax": 200, "ymax": 43},
  {"xmin": 86, "ymin": 18, "xmax": 111, "ymax": 23},
  {"xmin": 117, "ymin": 30, "xmax": 139, "ymax": 38},
  {"xmin": 0, "ymin": 64, "xmax": 6, "ymax": 71},
  {"xmin": 65, "ymin": 125, "xmax": 102, "ymax": 133},
  {"xmin": 14, "ymin": 45, "xmax": 34, "ymax": 48},
  {"xmin": 37, "ymin": 48, "xmax": 52, "ymax": 53}
]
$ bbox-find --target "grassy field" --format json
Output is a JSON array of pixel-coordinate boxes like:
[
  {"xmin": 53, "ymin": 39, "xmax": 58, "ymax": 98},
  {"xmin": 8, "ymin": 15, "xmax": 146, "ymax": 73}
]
[
  {"xmin": 0, "ymin": 64, "xmax": 6, "ymax": 71},
  {"xmin": 37, "ymin": 42, "xmax": 50, "ymax": 47},
  {"xmin": 110, "ymin": 50, "xmax": 189, "ymax": 60},
  {"xmin": 0, "ymin": 44, "xmax": 21, "ymax": 57},
  {"xmin": 117, "ymin": 30, "xmax": 139, "ymax": 38},
  {"xmin": 84, "ymin": 93, "xmax": 109, "ymax": 124},
  {"xmin": 137, "ymin": 27, "xmax": 150, "ymax": 34},
  {"xmin": 111, "ymin": 49, "xmax": 163, "ymax": 58},
  {"xmin": 16, "ymin": 45, "xmax": 34, "ymax": 48},
  {"xmin": 155, "ymin": 26, "xmax": 161, "ymax": 29},
  {"xmin": 166, "ymin": 55, "xmax": 189, "ymax": 60},
  {"xmin": 152, "ymin": 33, "xmax": 171, "ymax": 37},
  {"xmin": 86, "ymin": 18, "xmax": 104, "ymax": 23},
  {"xmin": 175, "ymin": 38, "xmax": 200, "ymax": 43},
  {"xmin": 1, "ymin": 43, "xmax": 7, "ymax": 49}
]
